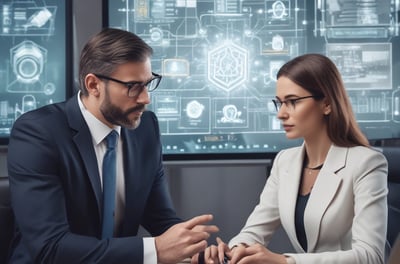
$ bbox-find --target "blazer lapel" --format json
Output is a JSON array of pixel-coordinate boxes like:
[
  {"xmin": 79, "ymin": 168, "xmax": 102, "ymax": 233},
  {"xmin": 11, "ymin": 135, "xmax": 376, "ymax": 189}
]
[
  {"xmin": 121, "ymin": 128, "xmax": 141, "ymax": 194},
  {"xmin": 66, "ymin": 96, "xmax": 102, "ymax": 219},
  {"xmin": 280, "ymin": 146, "xmax": 306, "ymax": 251},
  {"xmin": 305, "ymin": 145, "xmax": 347, "ymax": 251},
  {"xmin": 120, "ymin": 128, "xmax": 142, "ymax": 232}
]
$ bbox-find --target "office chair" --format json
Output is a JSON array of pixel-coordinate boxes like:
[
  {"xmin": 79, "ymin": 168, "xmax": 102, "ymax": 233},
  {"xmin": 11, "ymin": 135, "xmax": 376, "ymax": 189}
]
[
  {"xmin": 0, "ymin": 177, "xmax": 14, "ymax": 263},
  {"xmin": 380, "ymin": 146, "xmax": 400, "ymax": 261}
]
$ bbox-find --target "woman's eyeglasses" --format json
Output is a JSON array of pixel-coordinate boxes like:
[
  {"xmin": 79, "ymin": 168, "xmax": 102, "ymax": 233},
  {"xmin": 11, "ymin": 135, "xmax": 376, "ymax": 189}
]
[
  {"xmin": 94, "ymin": 72, "xmax": 162, "ymax": 98},
  {"xmin": 272, "ymin": 95, "xmax": 323, "ymax": 112}
]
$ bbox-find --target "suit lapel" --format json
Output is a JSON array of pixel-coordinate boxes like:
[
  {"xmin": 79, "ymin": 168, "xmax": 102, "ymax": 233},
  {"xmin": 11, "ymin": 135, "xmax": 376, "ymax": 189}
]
[
  {"xmin": 280, "ymin": 146, "xmax": 305, "ymax": 251},
  {"xmin": 305, "ymin": 145, "xmax": 347, "ymax": 251},
  {"xmin": 120, "ymin": 128, "xmax": 142, "ymax": 232},
  {"xmin": 66, "ymin": 96, "xmax": 102, "ymax": 219},
  {"xmin": 121, "ymin": 128, "xmax": 141, "ymax": 194}
]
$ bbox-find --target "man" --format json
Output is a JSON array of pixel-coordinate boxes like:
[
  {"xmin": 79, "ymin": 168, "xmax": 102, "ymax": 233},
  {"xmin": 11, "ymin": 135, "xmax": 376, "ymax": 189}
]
[{"xmin": 7, "ymin": 28, "xmax": 218, "ymax": 263}]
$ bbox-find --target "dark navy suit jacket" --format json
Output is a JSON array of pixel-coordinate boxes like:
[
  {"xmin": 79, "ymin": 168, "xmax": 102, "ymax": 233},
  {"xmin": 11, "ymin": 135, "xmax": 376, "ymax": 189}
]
[{"xmin": 7, "ymin": 95, "xmax": 182, "ymax": 263}]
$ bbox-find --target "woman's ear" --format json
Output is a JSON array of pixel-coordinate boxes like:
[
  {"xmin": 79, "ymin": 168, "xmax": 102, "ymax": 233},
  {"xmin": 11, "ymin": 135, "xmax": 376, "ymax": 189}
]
[
  {"xmin": 85, "ymin": 74, "xmax": 101, "ymax": 97},
  {"xmin": 322, "ymin": 99, "xmax": 331, "ymax": 115}
]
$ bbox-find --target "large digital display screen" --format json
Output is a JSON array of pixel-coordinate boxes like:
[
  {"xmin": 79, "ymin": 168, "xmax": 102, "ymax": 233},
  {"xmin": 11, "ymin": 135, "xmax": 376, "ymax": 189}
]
[
  {"xmin": 0, "ymin": 0, "xmax": 72, "ymax": 144},
  {"xmin": 105, "ymin": 0, "xmax": 400, "ymax": 160}
]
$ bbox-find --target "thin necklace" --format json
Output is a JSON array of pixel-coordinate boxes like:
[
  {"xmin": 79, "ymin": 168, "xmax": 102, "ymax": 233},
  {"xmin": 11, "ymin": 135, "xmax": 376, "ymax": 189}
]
[
  {"xmin": 305, "ymin": 163, "xmax": 323, "ymax": 175},
  {"xmin": 305, "ymin": 163, "xmax": 324, "ymax": 170}
]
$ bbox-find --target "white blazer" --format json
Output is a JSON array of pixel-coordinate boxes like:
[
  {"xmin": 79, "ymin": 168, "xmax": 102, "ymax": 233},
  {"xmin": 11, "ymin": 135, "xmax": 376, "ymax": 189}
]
[{"xmin": 229, "ymin": 144, "xmax": 388, "ymax": 264}]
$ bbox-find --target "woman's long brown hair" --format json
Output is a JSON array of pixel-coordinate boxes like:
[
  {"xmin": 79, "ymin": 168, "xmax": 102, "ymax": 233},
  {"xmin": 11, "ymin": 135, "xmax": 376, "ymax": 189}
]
[{"xmin": 277, "ymin": 53, "xmax": 369, "ymax": 147}]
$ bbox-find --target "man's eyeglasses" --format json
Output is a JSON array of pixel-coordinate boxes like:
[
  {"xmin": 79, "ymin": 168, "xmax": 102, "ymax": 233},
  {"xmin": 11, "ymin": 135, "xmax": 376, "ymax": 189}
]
[
  {"xmin": 94, "ymin": 72, "xmax": 162, "ymax": 98},
  {"xmin": 272, "ymin": 95, "xmax": 323, "ymax": 112}
]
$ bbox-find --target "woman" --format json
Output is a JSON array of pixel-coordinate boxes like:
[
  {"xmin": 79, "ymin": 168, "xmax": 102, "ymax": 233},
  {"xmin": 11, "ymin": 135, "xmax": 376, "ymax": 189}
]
[{"xmin": 194, "ymin": 53, "xmax": 388, "ymax": 264}]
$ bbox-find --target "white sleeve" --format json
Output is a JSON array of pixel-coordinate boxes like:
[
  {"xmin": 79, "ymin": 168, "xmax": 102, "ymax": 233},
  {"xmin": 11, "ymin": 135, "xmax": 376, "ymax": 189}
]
[{"xmin": 143, "ymin": 237, "xmax": 157, "ymax": 264}]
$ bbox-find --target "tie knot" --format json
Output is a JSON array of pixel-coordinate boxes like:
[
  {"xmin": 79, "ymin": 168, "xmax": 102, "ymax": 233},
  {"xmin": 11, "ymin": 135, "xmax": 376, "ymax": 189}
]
[{"xmin": 105, "ymin": 130, "xmax": 118, "ymax": 150}]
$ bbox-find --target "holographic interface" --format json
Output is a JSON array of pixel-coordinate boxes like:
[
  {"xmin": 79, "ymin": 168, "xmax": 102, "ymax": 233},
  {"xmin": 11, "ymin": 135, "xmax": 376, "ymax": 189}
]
[
  {"xmin": 108, "ymin": 0, "xmax": 400, "ymax": 156},
  {"xmin": 0, "ymin": 0, "xmax": 68, "ymax": 138}
]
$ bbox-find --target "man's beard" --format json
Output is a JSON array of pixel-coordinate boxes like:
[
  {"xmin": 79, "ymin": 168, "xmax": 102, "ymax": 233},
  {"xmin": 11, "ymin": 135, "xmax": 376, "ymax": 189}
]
[{"xmin": 100, "ymin": 89, "xmax": 145, "ymax": 129}]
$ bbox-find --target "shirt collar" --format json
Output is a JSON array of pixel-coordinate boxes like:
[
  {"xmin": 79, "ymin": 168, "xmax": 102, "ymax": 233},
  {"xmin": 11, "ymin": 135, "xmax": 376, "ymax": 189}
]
[{"xmin": 77, "ymin": 92, "xmax": 121, "ymax": 145}]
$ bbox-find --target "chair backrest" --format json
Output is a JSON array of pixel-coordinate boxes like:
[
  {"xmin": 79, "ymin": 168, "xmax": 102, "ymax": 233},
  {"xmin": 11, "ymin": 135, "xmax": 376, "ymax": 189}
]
[
  {"xmin": 0, "ymin": 177, "xmax": 14, "ymax": 263},
  {"xmin": 380, "ymin": 147, "xmax": 400, "ymax": 248}
]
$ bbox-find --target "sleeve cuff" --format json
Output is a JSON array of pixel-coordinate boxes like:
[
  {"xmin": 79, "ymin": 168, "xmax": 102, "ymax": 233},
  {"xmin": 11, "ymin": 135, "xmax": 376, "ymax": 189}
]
[
  {"xmin": 285, "ymin": 256, "xmax": 296, "ymax": 264},
  {"xmin": 143, "ymin": 237, "xmax": 157, "ymax": 264}
]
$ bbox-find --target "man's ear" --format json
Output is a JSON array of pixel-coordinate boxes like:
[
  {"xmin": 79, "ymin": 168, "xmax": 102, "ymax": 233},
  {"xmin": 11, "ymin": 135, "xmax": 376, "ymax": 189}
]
[{"xmin": 85, "ymin": 74, "xmax": 101, "ymax": 97}]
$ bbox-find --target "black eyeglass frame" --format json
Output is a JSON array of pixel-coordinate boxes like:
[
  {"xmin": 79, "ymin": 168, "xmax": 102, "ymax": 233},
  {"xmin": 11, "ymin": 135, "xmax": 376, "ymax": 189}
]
[
  {"xmin": 94, "ymin": 72, "xmax": 162, "ymax": 97},
  {"xmin": 272, "ymin": 95, "xmax": 324, "ymax": 112}
]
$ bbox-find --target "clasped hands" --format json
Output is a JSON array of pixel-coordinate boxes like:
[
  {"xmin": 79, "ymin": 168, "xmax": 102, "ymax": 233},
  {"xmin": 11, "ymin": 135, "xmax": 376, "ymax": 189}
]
[{"xmin": 191, "ymin": 237, "xmax": 288, "ymax": 264}]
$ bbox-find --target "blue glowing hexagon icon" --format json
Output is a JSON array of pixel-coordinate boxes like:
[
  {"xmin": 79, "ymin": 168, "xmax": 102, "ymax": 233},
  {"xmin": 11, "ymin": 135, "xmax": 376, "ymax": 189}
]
[{"xmin": 208, "ymin": 42, "xmax": 248, "ymax": 92}]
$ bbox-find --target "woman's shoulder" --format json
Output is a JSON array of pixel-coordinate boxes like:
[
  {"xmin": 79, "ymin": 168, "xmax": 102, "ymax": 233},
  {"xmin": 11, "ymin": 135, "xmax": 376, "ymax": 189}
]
[
  {"xmin": 347, "ymin": 145, "xmax": 385, "ymax": 157},
  {"xmin": 342, "ymin": 145, "xmax": 387, "ymax": 167},
  {"xmin": 275, "ymin": 145, "xmax": 303, "ymax": 162}
]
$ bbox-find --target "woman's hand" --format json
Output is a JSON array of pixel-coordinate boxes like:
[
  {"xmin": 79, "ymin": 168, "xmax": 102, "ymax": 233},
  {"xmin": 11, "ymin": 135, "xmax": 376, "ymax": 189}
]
[{"xmin": 229, "ymin": 243, "xmax": 287, "ymax": 264}]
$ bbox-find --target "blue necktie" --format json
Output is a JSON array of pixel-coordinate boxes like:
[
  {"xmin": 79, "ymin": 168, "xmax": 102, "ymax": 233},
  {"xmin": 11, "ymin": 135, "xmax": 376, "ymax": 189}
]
[{"xmin": 101, "ymin": 130, "xmax": 118, "ymax": 239}]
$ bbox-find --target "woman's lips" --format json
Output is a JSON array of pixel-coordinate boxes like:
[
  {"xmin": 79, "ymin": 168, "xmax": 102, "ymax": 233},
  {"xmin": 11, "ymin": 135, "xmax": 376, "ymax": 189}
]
[{"xmin": 283, "ymin": 124, "xmax": 294, "ymax": 132}]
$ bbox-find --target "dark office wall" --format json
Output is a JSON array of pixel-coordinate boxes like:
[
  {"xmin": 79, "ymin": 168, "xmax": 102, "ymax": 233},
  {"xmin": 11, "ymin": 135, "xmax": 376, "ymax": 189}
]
[{"xmin": 164, "ymin": 163, "xmax": 293, "ymax": 252}]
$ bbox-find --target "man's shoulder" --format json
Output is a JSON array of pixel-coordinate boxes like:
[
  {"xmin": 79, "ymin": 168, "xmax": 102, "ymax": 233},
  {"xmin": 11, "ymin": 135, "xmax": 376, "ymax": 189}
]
[
  {"xmin": 137, "ymin": 110, "xmax": 158, "ymax": 128},
  {"xmin": 142, "ymin": 110, "xmax": 157, "ymax": 120},
  {"xmin": 14, "ymin": 101, "xmax": 67, "ymax": 125}
]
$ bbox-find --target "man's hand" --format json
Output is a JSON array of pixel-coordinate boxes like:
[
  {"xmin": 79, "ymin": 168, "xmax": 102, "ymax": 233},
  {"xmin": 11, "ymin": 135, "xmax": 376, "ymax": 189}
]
[
  {"xmin": 191, "ymin": 237, "xmax": 230, "ymax": 264},
  {"xmin": 155, "ymin": 214, "xmax": 219, "ymax": 264}
]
